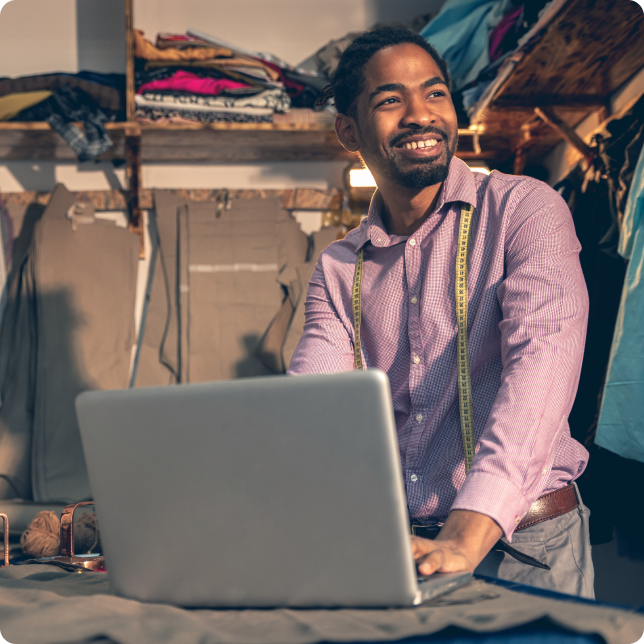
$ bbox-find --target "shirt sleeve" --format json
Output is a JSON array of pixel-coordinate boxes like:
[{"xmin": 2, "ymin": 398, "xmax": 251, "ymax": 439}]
[
  {"xmin": 450, "ymin": 181, "xmax": 589, "ymax": 541},
  {"xmin": 287, "ymin": 260, "xmax": 355, "ymax": 375}
]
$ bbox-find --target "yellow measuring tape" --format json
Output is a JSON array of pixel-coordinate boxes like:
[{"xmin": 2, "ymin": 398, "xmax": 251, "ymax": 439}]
[{"xmin": 352, "ymin": 203, "xmax": 476, "ymax": 473}]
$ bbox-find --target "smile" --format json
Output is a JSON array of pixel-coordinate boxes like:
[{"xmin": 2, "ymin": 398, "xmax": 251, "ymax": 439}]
[{"xmin": 402, "ymin": 139, "xmax": 438, "ymax": 150}]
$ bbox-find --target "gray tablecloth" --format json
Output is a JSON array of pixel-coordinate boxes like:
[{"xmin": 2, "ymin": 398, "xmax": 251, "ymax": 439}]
[{"xmin": 0, "ymin": 565, "xmax": 642, "ymax": 644}]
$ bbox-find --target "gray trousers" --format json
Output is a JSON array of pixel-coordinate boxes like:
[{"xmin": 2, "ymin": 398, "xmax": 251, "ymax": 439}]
[{"xmin": 475, "ymin": 484, "xmax": 595, "ymax": 598}]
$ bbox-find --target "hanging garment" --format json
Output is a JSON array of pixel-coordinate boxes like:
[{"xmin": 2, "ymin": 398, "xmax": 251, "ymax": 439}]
[
  {"xmin": 0, "ymin": 185, "xmax": 139, "ymax": 503},
  {"xmin": 557, "ymin": 97, "xmax": 644, "ymax": 554},
  {"xmin": 134, "ymin": 192, "xmax": 308, "ymax": 386},
  {"xmin": 595, "ymin": 143, "xmax": 644, "ymax": 463},
  {"xmin": 14, "ymin": 86, "xmax": 113, "ymax": 162},
  {"xmin": 257, "ymin": 226, "xmax": 341, "ymax": 374},
  {"xmin": 420, "ymin": 0, "xmax": 514, "ymax": 91},
  {"xmin": 488, "ymin": 5, "xmax": 524, "ymax": 63}
]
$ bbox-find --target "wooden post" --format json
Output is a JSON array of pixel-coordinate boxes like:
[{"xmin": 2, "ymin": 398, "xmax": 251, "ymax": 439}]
[
  {"xmin": 124, "ymin": 0, "xmax": 142, "ymax": 236},
  {"xmin": 513, "ymin": 148, "xmax": 527, "ymax": 175},
  {"xmin": 125, "ymin": 0, "xmax": 135, "ymax": 124},
  {"xmin": 534, "ymin": 106, "xmax": 595, "ymax": 158}
]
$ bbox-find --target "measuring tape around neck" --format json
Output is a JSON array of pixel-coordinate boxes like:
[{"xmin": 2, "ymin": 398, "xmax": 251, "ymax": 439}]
[{"xmin": 351, "ymin": 202, "xmax": 476, "ymax": 473}]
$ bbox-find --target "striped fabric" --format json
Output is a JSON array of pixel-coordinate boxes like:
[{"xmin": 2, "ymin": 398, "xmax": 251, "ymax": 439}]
[{"xmin": 288, "ymin": 157, "xmax": 589, "ymax": 541}]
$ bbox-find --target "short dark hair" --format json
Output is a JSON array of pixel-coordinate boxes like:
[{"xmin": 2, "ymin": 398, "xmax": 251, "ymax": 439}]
[{"xmin": 331, "ymin": 27, "xmax": 451, "ymax": 118}]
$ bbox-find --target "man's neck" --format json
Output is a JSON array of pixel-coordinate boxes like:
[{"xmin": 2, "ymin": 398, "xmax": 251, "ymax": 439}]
[{"xmin": 377, "ymin": 181, "xmax": 444, "ymax": 237}]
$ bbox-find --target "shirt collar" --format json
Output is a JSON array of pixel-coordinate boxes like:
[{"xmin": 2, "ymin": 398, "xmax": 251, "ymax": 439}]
[{"xmin": 350, "ymin": 157, "xmax": 478, "ymax": 251}]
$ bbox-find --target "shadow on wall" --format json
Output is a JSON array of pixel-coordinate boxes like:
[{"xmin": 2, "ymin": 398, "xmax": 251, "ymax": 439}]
[
  {"xmin": 0, "ymin": 204, "xmax": 93, "ymax": 502},
  {"xmin": 234, "ymin": 334, "xmax": 273, "ymax": 379},
  {"xmin": 76, "ymin": 0, "xmax": 126, "ymax": 74},
  {"xmin": 4, "ymin": 162, "xmax": 124, "ymax": 193}
]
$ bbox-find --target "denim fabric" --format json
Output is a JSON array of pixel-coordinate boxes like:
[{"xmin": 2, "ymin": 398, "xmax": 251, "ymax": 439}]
[
  {"xmin": 420, "ymin": 0, "xmax": 513, "ymax": 90},
  {"xmin": 596, "ymin": 144, "xmax": 644, "ymax": 463}
]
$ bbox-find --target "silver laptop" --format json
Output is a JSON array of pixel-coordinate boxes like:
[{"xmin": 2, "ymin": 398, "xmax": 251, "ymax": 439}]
[{"xmin": 75, "ymin": 369, "xmax": 471, "ymax": 607}]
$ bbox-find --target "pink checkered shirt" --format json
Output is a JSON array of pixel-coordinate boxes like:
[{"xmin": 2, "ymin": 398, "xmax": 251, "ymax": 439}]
[{"xmin": 288, "ymin": 157, "xmax": 589, "ymax": 541}]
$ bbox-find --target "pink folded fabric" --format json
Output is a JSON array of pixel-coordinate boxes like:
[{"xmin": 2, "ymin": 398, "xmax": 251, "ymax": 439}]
[{"xmin": 137, "ymin": 71, "xmax": 250, "ymax": 96}]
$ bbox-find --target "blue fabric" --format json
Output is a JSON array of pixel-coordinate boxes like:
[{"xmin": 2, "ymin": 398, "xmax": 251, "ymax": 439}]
[
  {"xmin": 420, "ymin": 0, "xmax": 512, "ymax": 90},
  {"xmin": 596, "ymin": 145, "xmax": 644, "ymax": 462},
  {"xmin": 393, "ymin": 629, "xmax": 602, "ymax": 643}
]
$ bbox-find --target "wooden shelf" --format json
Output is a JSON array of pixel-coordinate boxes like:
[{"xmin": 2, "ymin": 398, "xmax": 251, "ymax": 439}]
[
  {"xmin": 2, "ymin": 0, "xmax": 642, "ymax": 177},
  {"xmin": 469, "ymin": 0, "xmax": 644, "ymax": 165},
  {"xmin": 0, "ymin": 122, "xmax": 492, "ymax": 163}
]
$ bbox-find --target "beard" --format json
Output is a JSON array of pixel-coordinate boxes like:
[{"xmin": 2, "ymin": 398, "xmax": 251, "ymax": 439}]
[{"xmin": 361, "ymin": 126, "xmax": 458, "ymax": 190}]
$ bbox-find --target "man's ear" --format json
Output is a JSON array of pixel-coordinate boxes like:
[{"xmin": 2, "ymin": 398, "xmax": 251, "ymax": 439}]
[{"xmin": 335, "ymin": 114, "xmax": 361, "ymax": 153}]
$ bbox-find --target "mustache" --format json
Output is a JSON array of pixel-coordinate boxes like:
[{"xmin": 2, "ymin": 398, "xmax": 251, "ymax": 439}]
[{"xmin": 389, "ymin": 126, "xmax": 450, "ymax": 149}]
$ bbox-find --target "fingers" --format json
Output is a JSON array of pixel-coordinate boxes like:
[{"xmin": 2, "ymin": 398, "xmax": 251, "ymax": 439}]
[
  {"xmin": 410, "ymin": 535, "xmax": 436, "ymax": 557},
  {"xmin": 417, "ymin": 549, "xmax": 445, "ymax": 576},
  {"xmin": 410, "ymin": 536, "xmax": 473, "ymax": 575}
]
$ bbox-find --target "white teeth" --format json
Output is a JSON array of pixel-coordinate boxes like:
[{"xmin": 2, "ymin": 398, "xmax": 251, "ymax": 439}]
[{"xmin": 402, "ymin": 139, "xmax": 439, "ymax": 150}]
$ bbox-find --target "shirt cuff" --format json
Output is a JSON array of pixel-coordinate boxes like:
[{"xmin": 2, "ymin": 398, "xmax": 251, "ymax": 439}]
[{"xmin": 450, "ymin": 471, "xmax": 531, "ymax": 542}]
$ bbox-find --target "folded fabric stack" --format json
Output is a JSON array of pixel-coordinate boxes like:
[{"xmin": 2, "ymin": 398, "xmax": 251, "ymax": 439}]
[
  {"xmin": 134, "ymin": 30, "xmax": 329, "ymax": 125},
  {"xmin": 1, "ymin": 72, "xmax": 124, "ymax": 161}
]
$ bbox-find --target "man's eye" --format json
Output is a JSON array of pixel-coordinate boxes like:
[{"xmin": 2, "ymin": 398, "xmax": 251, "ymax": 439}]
[
  {"xmin": 427, "ymin": 91, "xmax": 445, "ymax": 99},
  {"xmin": 379, "ymin": 97, "xmax": 398, "ymax": 106}
]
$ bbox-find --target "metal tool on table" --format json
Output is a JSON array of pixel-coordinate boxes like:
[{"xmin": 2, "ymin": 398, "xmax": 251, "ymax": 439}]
[
  {"xmin": 0, "ymin": 514, "xmax": 8, "ymax": 566},
  {"xmin": 23, "ymin": 501, "xmax": 106, "ymax": 573}
]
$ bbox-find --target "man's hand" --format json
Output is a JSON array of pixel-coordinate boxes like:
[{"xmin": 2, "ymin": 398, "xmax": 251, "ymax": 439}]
[{"xmin": 412, "ymin": 510, "xmax": 503, "ymax": 575}]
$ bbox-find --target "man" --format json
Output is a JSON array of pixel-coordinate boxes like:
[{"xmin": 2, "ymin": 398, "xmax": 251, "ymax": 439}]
[{"xmin": 288, "ymin": 27, "xmax": 593, "ymax": 597}]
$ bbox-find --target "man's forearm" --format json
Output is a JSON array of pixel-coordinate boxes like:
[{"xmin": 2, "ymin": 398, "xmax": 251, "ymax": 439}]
[{"xmin": 412, "ymin": 510, "xmax": 502, "ymax": 575}]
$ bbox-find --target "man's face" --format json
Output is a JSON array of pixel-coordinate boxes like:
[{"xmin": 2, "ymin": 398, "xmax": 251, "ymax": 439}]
[{"xmin": 352, "ymin": 43, "xmax": 458, "ymax": 190}]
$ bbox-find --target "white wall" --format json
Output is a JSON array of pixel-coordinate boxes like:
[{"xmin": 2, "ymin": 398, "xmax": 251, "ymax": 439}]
[{"xmin": 0, "ymin": 0, "xmax": 443, "ymax": 193}]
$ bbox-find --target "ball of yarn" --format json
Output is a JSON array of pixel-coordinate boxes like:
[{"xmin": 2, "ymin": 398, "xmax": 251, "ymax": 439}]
[
  {"xmin": 20, "ymin": 511, "xmax": 60, "ymax": 558},
  {"xmin": 74, "ymin": 512, "xmax": 101, "ymax": 554},
  {"xmin": 20, "ymin": 510, "xmax": 102, "ymax": 558}
]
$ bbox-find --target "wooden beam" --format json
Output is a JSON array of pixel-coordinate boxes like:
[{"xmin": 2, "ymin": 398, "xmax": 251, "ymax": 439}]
[
  {"xmin": 513, "ymin": 148, "xmax": 527, "ymax": 175},
  {"xmin": 534, "ymin": 107, "xmax": 595, "ymax": 158},
  {"xmin": 125, "ymin": 0, "xmax": 135, "ymax": 123},
  {"xmin": 125, "ymin": 133, "xmax": 142, "ymax": 231}
]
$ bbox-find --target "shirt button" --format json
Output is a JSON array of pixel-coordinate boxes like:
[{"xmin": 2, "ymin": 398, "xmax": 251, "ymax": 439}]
[
  {"xmin": 413, "ymin": 356, "xmax": 420, "ymax": 364},
  {"xmin": 542, "ymin": 468, "xmax": 547, "ymax": 475},
  {"xmin": 411, "ymin": 296, "xmax": 418, "ymax": 304},
  {"xmin": 515, "ymin": 516, "xmax": 520, "ymax": 524},
  {"xmin": 411, "ymin": 474, "xmax": 418, "ymax": 482},
  {"xmin": 416, "ymin": 414, "xmax": 423, "ymax": 422},
  {"xmin": 409, "ymin": 238, "xmax": 417, "ymax": 246}
]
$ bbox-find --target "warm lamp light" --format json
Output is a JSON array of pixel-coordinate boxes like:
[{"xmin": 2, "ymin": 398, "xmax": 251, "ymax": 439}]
[{"xmin": 349, "ymin": 168, "xmax": 377, "ymax": 188}]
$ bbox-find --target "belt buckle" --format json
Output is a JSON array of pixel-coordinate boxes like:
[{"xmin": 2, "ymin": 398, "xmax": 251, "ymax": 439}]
[{"xmin": 411, "ymin": 522, "xmax": 443, "ymax": 538}]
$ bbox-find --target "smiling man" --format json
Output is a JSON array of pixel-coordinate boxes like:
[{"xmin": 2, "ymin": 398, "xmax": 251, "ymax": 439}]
[{"xmin": 288, "ymin": 27, "xmax": 594, "ymax": 597}]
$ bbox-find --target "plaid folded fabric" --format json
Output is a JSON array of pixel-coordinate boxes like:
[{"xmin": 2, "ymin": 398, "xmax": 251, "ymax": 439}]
[{"xmin": 14, "ymin": 86, "xmax": 113, "ymax": 162}]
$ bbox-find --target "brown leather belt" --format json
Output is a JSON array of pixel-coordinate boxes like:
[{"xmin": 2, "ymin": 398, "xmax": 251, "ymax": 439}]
[
  {"xmin": 516, "ymin": 484, "xmax": 578, "ymax": 531},
  {"xmin": 410, "ymin": 484, "xmax": 579, "ymax": 570}
]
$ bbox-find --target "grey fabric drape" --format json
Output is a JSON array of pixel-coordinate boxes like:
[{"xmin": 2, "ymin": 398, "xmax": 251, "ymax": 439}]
[
  {"xmin": 135, "ymin": 191, "xmax": 309, "ymax": 385},
  {"xmin": 0, "ymin": 185, "xmax": 139, "ymax": 503}
]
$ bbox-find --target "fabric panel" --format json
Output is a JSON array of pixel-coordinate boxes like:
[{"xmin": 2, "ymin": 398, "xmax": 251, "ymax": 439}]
[{"xmin": 31, "ymin": 185, "xmax": 139, "ymax": 502}]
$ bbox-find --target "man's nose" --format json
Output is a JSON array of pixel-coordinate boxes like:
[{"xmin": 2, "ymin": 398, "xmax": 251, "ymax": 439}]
[{"xmin": 400, "ymin": 94, "xmax": 436, "ymax": 129}]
